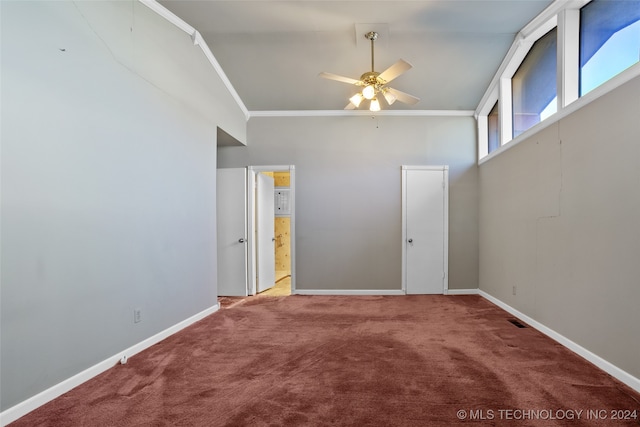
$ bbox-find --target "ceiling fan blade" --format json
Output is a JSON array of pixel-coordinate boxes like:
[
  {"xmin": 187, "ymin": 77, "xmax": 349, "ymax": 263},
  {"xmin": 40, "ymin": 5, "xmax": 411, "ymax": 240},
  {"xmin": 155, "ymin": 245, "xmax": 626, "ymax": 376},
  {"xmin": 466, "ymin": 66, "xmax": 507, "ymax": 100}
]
[
  {"xmin": 386, "ymin": 87, "xmax": 420, "ymax": 105},
  {"xmin": 319, "ymin": 72, "xmax": 361, "ymax": 85},
  {"xmin": 344, "ymin": 103, "xmax": 356, "ymax": 110},
  {"xmin": 378, "ymin": 59, "xmax": 413, "ymax": 83}
]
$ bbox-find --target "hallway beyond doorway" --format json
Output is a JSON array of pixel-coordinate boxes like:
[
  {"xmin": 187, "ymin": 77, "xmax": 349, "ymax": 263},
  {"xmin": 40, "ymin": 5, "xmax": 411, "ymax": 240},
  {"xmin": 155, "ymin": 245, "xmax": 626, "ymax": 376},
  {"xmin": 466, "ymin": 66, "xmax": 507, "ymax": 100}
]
[{"xmin": 259, "ymin": 276, "xmax": 291, "ymax": 296}]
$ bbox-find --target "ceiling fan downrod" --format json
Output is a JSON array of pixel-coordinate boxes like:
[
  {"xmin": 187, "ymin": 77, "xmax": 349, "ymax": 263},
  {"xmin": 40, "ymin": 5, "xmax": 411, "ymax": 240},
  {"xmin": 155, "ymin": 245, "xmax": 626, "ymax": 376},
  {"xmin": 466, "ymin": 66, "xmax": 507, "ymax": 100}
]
[{"xmin": 366, "ymin": 31, "xmax": 378, "ymax": 72}]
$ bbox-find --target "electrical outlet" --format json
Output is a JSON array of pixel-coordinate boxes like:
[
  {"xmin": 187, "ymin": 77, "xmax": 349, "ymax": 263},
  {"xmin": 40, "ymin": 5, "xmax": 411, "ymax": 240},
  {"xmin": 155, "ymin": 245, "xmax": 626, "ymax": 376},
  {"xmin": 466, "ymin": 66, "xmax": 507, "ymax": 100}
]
[
  {"xmin": 134, "ymin": 308, "xmax": 142, "ymax": 323},
  {"xmin": 512, "ymin": 286, "xmax": 517, "ymax": 296}
]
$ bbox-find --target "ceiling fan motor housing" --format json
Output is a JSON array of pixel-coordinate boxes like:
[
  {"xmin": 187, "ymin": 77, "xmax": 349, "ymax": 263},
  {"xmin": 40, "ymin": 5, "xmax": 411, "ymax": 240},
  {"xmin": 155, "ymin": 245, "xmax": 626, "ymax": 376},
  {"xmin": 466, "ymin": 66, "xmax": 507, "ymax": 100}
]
[{"xmin": 360, "ymin": 71, "xmax": 383, "ymax": 85}]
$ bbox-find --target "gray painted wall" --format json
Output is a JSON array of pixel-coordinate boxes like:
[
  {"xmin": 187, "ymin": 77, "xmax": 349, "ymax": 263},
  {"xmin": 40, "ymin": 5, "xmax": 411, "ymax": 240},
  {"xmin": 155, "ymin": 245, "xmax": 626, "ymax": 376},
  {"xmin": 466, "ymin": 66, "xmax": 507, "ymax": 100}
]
[
  {"xmin": 479, "ymin": 75, "xmax": 640, "ymax": 379},
  {"xmin": 1, "ymin": 1, "xmax": 245, "ymax": 410},
  {"xmin": 219, "ymin": 116, "xmax": 479, "ymax": 291}
]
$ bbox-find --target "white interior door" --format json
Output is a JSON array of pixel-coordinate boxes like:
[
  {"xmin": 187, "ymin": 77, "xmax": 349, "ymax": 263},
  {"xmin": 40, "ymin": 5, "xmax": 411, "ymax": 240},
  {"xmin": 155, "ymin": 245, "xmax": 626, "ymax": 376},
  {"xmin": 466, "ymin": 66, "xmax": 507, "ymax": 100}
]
[
  {"xmin": 256, "ymin": 173, "xmax": 276, "ymax": 293},
  {"xmin": 216, "ymin": 168, "xmax": 248, "ymax": 296},
  {"xmin": 402, "ymin": 166, "xmax": 448, "ymax": 294}
]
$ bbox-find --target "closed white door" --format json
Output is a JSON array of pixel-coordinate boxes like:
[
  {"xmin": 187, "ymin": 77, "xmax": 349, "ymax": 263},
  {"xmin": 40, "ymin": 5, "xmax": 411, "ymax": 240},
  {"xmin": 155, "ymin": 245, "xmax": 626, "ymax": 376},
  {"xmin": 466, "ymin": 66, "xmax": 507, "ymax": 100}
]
[
  {"xmin": 256, "ymin": 173, "xmax": 276, "ymax": 293},
  {"xmin": 217, "ymin": 168, "xmax": 248, "ymax": 296},
  {"xmin": 402, "ymin": 166, "xmax": 448, "ymax": 294}
]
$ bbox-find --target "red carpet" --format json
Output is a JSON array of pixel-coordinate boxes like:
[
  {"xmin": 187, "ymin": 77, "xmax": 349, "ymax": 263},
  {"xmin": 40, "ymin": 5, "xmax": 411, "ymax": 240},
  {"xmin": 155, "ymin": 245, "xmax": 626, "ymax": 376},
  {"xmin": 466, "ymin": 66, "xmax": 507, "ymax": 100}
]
[{"xmin": 10, "ymin": 295, "xmax": 640, "ymax": 426}]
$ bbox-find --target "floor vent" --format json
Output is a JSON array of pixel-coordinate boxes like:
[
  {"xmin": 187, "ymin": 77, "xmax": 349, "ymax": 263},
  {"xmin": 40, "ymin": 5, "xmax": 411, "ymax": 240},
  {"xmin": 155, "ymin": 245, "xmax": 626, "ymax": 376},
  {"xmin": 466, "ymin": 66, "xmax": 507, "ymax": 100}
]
[{"xmin": 508, "ymin": 319, "xmax": 527, "ymax": 328}]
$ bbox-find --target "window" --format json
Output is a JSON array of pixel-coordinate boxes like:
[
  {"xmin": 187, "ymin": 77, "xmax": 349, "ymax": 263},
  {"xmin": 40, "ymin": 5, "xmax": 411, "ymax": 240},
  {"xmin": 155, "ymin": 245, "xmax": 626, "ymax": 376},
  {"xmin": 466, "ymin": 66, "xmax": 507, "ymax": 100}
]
[
  {"xmin": 477, "ymin": 0, "xmax": 640, "ymax": 162},
  {"xmin": 512, "ymin": 28, "xmax": 558, "ymax": 138},
  {"xmin": 487, "ymin": 101, "xmax": 499, "ymax": 154},
  {"xmin": 580, "ymin": 0, "xmax": 640, "ymax": 96}
]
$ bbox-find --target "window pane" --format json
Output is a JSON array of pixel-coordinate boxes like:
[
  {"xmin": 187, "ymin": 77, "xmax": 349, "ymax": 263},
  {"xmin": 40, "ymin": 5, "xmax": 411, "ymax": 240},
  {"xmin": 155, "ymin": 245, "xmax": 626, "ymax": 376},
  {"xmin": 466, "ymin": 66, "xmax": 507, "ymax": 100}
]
[
  {"xmin": 512, "ymin": 28, "xmax": 557, "ymax": 138},
  {"xmin": 488, "ymin": 101, "xmax": 499, "ymax": 153},
  {"xmin": 580, "ymin": 0, "xmax": 640, "ymax": 96}
]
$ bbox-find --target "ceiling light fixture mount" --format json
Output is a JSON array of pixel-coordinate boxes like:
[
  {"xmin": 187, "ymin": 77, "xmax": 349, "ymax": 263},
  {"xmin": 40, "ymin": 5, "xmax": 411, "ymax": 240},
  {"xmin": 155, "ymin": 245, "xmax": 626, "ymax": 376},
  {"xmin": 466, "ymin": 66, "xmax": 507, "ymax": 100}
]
[{"xmin": 319, "ymin": 31, "xmax": 420, "ymax": 111}]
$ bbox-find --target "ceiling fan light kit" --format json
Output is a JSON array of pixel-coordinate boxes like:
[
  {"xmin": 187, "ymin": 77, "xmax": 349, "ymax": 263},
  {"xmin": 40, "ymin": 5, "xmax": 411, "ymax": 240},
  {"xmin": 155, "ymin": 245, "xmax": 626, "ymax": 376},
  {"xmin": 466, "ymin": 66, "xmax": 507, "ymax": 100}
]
[
  {"xmin": 349, "ymin": 93, "xmax": 364, "ymax": 107},
  {"xmin": 370, "ymin": 97, "xmax": 381, "ymax": 112},
  {"xmin": 320, "ymin": 31, "xmax": 420, "ymax": 111}
]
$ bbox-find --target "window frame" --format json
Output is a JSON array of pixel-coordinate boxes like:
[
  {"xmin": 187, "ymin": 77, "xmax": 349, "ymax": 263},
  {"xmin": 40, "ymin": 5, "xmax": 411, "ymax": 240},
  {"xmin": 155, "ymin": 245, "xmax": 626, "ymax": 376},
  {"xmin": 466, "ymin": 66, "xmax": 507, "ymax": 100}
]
[
  {"xmin": 475, "ymin": 0, "xmax": 640, "ymax": 164},
  {"xmin": 476, "ymin": 11, "xmax": 559, "ymax": 160}
]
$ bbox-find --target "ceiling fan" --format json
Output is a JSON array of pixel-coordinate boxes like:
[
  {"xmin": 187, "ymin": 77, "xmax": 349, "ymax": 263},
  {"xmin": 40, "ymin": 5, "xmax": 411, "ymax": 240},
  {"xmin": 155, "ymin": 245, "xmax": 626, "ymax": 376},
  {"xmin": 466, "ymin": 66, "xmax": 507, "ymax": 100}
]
[{"xmin": 319, "ymin": 31, "xmax": 420, "ymax": 111}]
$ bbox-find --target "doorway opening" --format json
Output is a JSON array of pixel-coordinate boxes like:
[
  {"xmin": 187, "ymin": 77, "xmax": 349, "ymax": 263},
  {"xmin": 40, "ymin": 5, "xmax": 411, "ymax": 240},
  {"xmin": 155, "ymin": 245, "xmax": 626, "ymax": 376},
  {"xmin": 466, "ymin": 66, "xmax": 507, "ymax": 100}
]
[
  {"xmin": 248, "ymin": 166, "xmax": 296, "ymax": 297},
  {"xmin": 215, "ymin": 165, "xmax": 296, "ymax": 299},
  {"xmin": 255, "ymin": 170, "xmax": 292, "ymax": 296}
]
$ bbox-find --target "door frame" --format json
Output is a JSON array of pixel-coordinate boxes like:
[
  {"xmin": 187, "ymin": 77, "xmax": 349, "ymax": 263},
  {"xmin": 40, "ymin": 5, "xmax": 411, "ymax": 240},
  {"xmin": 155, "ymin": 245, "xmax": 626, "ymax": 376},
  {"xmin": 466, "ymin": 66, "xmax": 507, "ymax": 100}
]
[
  {"xmin": 248, "ymin": 165, "xmax": 296, "ymax": 295},
  {"xmin": 401, "ymin": 165, "xmax": 449, "ymax": 294}
]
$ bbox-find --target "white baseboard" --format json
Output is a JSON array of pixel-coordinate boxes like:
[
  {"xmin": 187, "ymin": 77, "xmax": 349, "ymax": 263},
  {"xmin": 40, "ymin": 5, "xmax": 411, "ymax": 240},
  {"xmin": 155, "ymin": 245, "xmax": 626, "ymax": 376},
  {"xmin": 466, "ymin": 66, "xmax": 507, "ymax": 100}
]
[
  {"xmin": 294, "ymin": 289, "xmax": 479, "ymax": 296},
  {"xmin": 445, "ymin": 288, "xmax": 479, "ymax": 295},
  {"xmin": 294, "ymin": 289, "xmax": 406, "ymax": 296},
  {"xmin": 0, "ymin": 304, "xmax": 220, "ymax": 426},
  {"xmin": 478, "ymin": 290, "xmax": 640, "ymax": 394}
]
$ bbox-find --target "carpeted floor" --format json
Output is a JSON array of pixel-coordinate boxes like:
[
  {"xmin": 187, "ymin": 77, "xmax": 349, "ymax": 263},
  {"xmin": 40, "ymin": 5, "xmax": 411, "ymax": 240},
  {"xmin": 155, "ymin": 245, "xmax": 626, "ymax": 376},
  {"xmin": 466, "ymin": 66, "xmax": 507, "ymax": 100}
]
[
  {"xmin": 217, "ymin": 295, "xmax": 250, "ymax": 309},
  {"xmin": 9, "ymin": 295, "xmax": 640, "ymax": 426}
]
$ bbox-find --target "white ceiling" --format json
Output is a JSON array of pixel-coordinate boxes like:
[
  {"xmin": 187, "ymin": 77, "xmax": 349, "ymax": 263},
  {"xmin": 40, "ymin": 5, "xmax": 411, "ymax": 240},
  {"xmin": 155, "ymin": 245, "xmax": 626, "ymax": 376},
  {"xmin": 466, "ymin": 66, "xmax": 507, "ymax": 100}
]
[{"xmin": 158, "ymin": 0, "xmax": 554, "ymax": 112}]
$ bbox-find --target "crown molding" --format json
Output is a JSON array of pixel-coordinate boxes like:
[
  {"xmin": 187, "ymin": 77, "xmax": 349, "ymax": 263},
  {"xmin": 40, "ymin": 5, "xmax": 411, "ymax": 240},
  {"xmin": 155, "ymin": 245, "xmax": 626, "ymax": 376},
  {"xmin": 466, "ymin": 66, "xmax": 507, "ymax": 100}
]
[
  {"xmin": 248, "ymin": 110, "xmax": 475, "ymax": 118},
  {"xmin": 139, "ymin": 0, "xmax": 250, "ymax": 121}
]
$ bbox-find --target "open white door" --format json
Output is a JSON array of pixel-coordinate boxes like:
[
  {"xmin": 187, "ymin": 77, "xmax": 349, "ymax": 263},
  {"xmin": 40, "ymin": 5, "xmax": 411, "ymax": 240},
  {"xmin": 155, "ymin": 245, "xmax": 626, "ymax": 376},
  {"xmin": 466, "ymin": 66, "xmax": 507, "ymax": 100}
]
[
  {"xmin": 402, "ymin": 166, "xmax": 449, "ymax": 294},
  {"xmin": 217, "ymin": 168, "xmax": 249, "ymax": 296},
  {"xmin": 248, "ymin": 165, "xmax": 296, "ymax": 295},
  {"xmin": 255, "ymin": 173, "xmax": 276, "ymax": 293}
]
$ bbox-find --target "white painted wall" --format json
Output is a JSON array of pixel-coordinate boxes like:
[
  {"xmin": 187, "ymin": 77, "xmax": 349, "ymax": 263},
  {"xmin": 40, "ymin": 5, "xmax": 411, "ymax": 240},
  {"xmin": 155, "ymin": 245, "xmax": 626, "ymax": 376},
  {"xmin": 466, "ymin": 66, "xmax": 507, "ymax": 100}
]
[
  {"xmin": 479, "ymin": 74, "xmax": 640, "ymax": 379},
  {"xmin": 0, "ymin": 0, "xmax": 245, "ymax": 411},
  {"xmin": 219, "ymin": 115, "xmax": 478, "ymax": 291}
]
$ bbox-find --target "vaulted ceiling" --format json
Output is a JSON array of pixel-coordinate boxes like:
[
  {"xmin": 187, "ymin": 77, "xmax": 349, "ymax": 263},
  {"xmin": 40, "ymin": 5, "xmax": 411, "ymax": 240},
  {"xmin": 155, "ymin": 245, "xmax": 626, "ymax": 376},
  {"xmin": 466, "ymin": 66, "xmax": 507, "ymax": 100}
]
[{"xmin": 159, "ymin": 1, "xmax": 554, "ymax": 112}]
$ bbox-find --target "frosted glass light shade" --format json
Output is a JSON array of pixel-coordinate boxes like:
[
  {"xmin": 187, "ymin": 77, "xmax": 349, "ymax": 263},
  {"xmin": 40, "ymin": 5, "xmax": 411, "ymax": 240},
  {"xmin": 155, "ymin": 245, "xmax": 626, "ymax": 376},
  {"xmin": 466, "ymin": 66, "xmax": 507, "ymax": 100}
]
[
  {"xmin": 383, "ymin": 90, "xmax": 397, "ymax": 105},
  {"xmin": 362, "ymin": 85, "xmax": 376, "ymax": 100},
  {"xmin": 369, "ymin": 98, "xmax": 381, "ymax": 112},
  {"xmin": 349, "ymin": 93, "xmax": 364, "ymax": 107}
]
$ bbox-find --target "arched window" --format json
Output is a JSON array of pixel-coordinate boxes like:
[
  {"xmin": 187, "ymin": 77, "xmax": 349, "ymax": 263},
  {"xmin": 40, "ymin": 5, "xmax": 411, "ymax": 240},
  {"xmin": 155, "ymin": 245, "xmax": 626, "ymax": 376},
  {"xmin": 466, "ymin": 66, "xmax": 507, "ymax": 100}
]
[{"xmin": 512, "ymin": 28, "xmax": 558, "ymax": 138}]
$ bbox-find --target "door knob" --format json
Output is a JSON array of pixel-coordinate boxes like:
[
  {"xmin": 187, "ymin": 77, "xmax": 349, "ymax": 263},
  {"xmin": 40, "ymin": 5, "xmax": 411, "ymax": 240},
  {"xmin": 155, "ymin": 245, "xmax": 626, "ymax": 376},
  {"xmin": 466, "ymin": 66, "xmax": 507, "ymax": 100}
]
[{"xmin": 238, "ymin": 238, "xmax": 246, "ymax": 243}]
